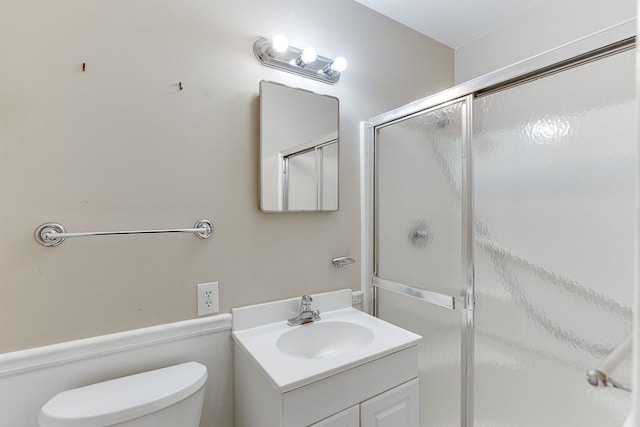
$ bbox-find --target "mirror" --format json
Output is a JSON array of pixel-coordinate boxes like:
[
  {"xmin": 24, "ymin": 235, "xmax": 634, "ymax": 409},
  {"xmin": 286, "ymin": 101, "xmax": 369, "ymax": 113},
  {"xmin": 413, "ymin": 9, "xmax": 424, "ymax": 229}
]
[{"xmin": 259, "ymin": 81, "xmax": 339, "ymax": 212}]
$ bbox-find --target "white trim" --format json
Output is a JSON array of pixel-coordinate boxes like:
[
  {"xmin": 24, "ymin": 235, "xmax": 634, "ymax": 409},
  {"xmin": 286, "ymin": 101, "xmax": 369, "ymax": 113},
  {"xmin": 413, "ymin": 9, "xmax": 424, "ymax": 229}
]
[
  {"xmin": 0, "ymin": 314, "xmax": 232, "ymax": 379},
  {"xmin": 633, "ymin": 9, "xmax": 640, "ymax": 426},
  {"xmin": 360, "ymin": 121, "xmax": 375, "ymax": 314}
]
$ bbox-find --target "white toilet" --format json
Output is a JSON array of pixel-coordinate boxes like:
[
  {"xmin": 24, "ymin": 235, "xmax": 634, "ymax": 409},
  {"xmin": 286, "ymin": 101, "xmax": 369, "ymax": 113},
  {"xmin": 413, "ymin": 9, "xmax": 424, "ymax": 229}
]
[{"xmin": 38, "ymin": 362, "xmax": 207, "ymax": 427}]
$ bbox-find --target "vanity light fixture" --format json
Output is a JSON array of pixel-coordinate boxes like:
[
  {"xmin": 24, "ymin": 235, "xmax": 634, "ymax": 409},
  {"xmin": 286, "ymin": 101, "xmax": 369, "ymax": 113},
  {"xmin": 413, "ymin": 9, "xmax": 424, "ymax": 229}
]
[
  {"xmin": 296, "ymin": 46, "xmax": 317, "ymax": 67},
  {"xmin": 270, "ymin": 34, "xmax": 289, "ymax": 56},
  {"xmin": 322, "ymin": 56, "xmax": 348, "ymax": 76},
  {"xmin": 253, "ymin": 35, "xmax": 347, "ymax": 84}
]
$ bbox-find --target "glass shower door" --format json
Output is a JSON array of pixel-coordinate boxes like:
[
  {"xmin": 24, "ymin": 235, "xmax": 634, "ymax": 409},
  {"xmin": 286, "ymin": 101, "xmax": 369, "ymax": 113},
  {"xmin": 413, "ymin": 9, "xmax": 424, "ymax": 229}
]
[
  {"xmin": 472, "ymin": 48, "xmax": 635, "ymax": 426},
  {"xmin": 374, "ymin": 98, "xmax": 471, "ymax": 427},
  {"xmin": 372, "ymin": 36, "xmax": 634, "ymax": 427}
]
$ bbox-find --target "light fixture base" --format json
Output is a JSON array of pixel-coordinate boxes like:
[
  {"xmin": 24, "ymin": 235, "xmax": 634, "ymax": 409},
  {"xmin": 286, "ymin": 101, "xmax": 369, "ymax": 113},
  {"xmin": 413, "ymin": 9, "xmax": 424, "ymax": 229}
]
[{"xmin": 253, "ymin": 37, "xmax": 341, "ymax": 84}]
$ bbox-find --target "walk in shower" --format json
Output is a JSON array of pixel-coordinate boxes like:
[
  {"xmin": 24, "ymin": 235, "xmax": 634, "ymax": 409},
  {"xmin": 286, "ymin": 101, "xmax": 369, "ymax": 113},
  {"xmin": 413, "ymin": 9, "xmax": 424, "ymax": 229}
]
[{"xmin": 363, "ymin": 24, "xmax": 636, "ymax": 427}]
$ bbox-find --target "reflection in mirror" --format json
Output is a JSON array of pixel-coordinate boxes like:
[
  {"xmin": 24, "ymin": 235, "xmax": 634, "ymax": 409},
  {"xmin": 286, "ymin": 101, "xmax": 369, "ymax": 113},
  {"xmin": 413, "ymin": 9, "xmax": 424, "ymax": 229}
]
[{"xmin": 259, "ymin": 81, "xmax": 339, "ymax": 212}]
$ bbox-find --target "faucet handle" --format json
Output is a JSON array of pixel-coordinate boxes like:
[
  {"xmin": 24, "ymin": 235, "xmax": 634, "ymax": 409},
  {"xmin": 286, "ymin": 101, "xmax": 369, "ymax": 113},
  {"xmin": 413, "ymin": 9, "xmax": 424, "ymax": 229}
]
[{"xmin": 301, "ymin": 295, "xmax": 313, "ymax": 310}]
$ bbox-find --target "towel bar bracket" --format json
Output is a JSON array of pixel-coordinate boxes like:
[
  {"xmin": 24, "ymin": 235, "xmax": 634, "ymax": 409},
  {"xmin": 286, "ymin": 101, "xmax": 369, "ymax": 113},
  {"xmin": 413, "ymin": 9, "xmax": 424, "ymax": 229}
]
[{"xmin": 35, "ymin": 223, "xmax": 66, "ymax": 247}]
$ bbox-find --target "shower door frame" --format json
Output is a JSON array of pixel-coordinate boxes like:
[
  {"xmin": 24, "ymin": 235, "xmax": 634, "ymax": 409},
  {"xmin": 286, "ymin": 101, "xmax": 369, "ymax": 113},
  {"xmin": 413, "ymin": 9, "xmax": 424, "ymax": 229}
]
[{"xmin": 360, "ymin": 19, "xmax": 636, "ymax": 427}]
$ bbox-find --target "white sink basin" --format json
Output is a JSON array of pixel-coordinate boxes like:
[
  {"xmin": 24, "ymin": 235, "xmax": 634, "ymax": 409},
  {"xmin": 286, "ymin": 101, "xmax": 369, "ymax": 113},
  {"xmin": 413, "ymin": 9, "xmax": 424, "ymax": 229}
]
[
  {"xmin": 232, "ymin": 290, "xmax": 422, "ymax": 392},
  {"xmin": 277, "ymin": 321, "xmax": 374, "ymax": 359}
]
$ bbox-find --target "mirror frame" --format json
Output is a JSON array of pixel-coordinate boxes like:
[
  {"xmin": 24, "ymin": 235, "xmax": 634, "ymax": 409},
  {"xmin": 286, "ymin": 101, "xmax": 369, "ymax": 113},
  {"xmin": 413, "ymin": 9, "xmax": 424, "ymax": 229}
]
[{"xmin": 259, "ymin": 80, "xmax": 340, "ymax": 212}]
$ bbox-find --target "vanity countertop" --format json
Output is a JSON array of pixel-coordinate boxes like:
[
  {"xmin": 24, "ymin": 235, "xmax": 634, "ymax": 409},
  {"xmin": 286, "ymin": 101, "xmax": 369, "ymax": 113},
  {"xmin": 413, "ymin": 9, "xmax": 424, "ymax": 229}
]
[{"xmin": 232, "ymin": 290, "xmax": 422, "ymax": 392}]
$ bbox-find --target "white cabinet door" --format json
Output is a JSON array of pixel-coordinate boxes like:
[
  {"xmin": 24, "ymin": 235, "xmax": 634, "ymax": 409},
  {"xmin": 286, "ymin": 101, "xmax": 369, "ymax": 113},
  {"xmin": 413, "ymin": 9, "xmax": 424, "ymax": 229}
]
[
  {"xmin": 309, "ymin": 405, "xmax": 359, "ymax": 427},
  {"xmin": 360, "ymin": 379, "xmax": 419, "ymax": 427}
]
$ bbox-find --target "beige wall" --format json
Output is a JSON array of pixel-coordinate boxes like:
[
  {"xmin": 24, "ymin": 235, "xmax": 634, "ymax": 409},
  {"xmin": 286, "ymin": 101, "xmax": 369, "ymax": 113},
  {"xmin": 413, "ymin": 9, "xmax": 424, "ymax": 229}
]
[
  {"xmin": 454, "ymin": 0, "xmax": 636, "ymax": 83},
  {"xmin": 0, "ymin": 0, "xmax": 453, "ymax": 352}
]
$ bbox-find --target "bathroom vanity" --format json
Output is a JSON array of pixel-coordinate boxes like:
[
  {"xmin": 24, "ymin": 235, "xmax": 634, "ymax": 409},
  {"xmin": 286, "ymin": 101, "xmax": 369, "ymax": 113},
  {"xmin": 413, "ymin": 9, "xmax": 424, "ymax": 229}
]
[{"xmin": 232, "ymin": 290, "xmax": 421, "ymax": 427}]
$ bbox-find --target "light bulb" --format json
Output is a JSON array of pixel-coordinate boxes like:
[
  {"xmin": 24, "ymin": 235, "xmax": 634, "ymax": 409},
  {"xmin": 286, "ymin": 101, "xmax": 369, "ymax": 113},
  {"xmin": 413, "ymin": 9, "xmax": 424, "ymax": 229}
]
[
  {"xmin": 271, "ymin": 34, "xmax": 289, "ymax": 53},
  {"xmin": 331, "ymin": 56, "xmax": 348, "ymax": 73},
  {"xmin": 299, "ymin": 46, "xmax": 317, "ymax": 65}
]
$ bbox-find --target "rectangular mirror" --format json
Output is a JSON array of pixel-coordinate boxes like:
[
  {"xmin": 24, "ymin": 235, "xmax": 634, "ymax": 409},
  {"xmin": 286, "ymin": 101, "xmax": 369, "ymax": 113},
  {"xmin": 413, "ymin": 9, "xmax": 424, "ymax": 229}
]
[{"xmin": 259, "ymin": 81, "xmax": 339, "ymax": 212}]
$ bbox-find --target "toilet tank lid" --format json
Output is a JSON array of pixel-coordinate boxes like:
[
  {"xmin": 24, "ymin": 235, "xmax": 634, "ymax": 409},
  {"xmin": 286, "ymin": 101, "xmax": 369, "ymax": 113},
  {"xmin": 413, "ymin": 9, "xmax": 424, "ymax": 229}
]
[{"xmin": 38, "ymin": 362, "xmax": 207, "ymax": 427}]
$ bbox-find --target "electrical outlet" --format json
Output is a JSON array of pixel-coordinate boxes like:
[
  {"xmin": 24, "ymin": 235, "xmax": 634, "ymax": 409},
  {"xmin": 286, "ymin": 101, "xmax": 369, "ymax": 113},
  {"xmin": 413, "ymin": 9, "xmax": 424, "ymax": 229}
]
[{"xmin": 197, "ymin": 282, "xmax": 219, "ymax": 316}]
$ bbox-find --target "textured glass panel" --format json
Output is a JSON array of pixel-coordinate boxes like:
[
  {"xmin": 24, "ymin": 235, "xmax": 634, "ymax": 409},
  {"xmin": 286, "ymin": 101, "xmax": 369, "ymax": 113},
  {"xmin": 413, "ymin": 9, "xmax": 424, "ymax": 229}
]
[
  {"xmin": 473, "ymin": 49, "xmax": 635, "ymax": 426},
  {"xmin": 376, "ymin": 102, "xmax": 464, "ymax": 296},
  {"xmin": 321, "ymin": 143, "xmax": 338, "ymax": 211},
  {"xmin": 287, "ymin": 151, "xmax": 317, "ymax": 210},
  {"xmin": 378, "ymin": 288, "xmax": 461, "ymax": 427}
]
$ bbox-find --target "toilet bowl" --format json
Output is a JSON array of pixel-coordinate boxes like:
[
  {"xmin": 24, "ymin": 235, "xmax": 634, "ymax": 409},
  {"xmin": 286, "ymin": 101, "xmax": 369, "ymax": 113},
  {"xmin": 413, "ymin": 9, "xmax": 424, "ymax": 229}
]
[{"xmin": 38, "ymin": 361, "xmax": 207, "ymax": 427}]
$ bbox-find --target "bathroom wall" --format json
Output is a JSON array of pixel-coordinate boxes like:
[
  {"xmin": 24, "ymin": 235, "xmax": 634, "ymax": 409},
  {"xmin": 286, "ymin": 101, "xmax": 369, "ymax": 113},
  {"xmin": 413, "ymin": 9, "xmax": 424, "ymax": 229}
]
[
  {"xmin": 454, "ymin": 0, "xmax": 636, "ymax": 83},
  {"xmin": 0, "ymin": 0, "xmax": 453, "ymax": 352}
]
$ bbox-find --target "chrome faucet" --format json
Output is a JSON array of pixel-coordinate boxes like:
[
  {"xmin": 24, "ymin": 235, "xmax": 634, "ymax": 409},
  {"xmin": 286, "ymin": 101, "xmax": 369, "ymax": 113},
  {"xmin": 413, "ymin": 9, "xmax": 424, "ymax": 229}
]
[{"xmin": 287, "ymin": 295, "xmax": 321, "ymax": 326}]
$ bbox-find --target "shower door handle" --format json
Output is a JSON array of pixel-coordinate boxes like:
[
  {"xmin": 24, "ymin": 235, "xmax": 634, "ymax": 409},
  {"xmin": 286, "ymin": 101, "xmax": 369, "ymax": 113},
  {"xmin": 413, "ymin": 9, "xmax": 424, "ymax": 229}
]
[{"xmin": 372, "ymin": 277, "xmax": 456, "ymax": 310}]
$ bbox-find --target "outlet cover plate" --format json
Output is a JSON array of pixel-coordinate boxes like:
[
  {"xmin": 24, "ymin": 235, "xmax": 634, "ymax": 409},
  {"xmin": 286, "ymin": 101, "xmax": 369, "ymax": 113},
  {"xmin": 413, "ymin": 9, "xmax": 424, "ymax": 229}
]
[{"xmin": 197, "ymin": 282, "xmax": 219, "ymax": 316}]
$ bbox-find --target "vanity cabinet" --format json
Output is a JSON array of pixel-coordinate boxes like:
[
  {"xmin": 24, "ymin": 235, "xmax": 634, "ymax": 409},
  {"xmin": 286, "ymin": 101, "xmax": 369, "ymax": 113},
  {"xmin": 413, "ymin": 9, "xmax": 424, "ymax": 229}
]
[
  {"xmin": 309, "ymin": 406, "xmax": 359, "ymax": 427},
  {"xmin": 359, "ymin": 379, "xmax": 419, "ymax": 426},
  {"xmin": 310, "ymin": 379, "xmax": 419, "ymax": 427},
  {"xmin": 234, "ymin": 343, "xmax": 420, "ymax": 427}
]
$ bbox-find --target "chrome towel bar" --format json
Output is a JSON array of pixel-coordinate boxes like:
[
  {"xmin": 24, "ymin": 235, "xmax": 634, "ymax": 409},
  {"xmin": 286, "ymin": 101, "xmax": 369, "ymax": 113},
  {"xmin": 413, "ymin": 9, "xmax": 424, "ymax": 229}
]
[{"xmin": 35, "ymin": 219, "xmax": 213, "ymax": 247}]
